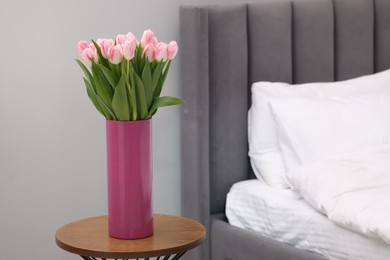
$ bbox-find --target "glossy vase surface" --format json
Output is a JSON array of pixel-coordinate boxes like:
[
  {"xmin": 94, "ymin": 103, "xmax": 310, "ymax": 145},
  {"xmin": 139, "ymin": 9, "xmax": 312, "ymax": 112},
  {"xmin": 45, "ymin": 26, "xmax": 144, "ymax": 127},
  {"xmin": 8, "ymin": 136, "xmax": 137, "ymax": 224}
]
[{"xmin": 106, "ymin": 119, "xmax": 153, "ymax": 239}]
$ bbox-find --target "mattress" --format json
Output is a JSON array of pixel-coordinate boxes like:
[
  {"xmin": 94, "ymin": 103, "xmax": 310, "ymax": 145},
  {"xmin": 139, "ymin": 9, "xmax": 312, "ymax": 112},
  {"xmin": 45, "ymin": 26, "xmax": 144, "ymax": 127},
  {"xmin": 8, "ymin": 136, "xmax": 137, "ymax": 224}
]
[{"xmin": 226, "ymin": 180, "xmax": 390, "ymax": 260}]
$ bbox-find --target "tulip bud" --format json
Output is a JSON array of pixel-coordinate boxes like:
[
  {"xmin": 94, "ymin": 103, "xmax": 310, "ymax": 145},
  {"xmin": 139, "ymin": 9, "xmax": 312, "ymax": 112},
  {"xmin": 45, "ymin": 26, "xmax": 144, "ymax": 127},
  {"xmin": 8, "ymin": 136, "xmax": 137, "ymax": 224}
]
[
  {"xmin": 96, "ymin": 38, "xmax": 104, "ymax": 48},
  {"xmin": 77, "ymin": 40, "xmax": 89, "ymax": 55},
  {"xmin": 167, "ymin": 41, "xmax": 178, "ymax": 60},
  {"xmin": 154, "ymin": 42, "xmax": 168, "ymax": 62},
  {"xmin": 107, "ymin": 45, "xmax": 123, "ymax": 64},
  {"xmin": 122, "ymin": 39, "xmax": 137, "ymax": 61},
  {"xmin": 141, "ymin": 29, "xmax": 158, "ymax": 48},
  {"xmin": 81, "ymin": 48, "xmax": 98, "ymax": 66},
  {"xmin": 142, "ymin": 44, "xmax": 155, "ymax": 61},
  {"xmin": 89, "ymin": 43, "xmax": 96, "ymax": 51},
  {"xmin": 99, "ymin": 39, "xmax": 114, "ymax": 59},
  {"xmin": 126, "ymin": 32, "xmax": 138, "ymax": 44},
  {"xmin": 116, "ymin": 34, "xmax": 127, "ymax": 46},
  {"xmin": 117, "ymin": 32, "xmax": 138, "ymax": 61}
]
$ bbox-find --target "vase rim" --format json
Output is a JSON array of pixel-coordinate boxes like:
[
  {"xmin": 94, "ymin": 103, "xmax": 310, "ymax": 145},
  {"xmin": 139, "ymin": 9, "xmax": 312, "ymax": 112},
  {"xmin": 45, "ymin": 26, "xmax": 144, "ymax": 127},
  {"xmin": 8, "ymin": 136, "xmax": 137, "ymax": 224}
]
[{"xmin": 106, "ymin": 118, "xmax": 152, "ymax": 123}]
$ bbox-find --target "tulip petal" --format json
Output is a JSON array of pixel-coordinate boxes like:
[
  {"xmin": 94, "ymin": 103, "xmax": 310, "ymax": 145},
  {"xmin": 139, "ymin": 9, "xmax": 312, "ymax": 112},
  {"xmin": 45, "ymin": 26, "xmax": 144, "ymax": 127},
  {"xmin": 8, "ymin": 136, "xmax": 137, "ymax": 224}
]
[
  {"xmin": 155, "ymin": 42, "xmax": 168, "ymax": 62},
  {"xmin": 141, "ymin": 29, "xmax": 157, "ymax": 48},
  {"xmin": 167, "ymin": 41, "xmax": 178, "ymax": 60},
  {"xmin": 107, "ymin": 45, "xmax": 123, "ymax": 64},
  {"xmin": 142, "ymin": 44, "xmax": 155, "ymax": 61},
  {"xmin": 77, "ymin": 40, "xmax": 89, "ymax": 55}
]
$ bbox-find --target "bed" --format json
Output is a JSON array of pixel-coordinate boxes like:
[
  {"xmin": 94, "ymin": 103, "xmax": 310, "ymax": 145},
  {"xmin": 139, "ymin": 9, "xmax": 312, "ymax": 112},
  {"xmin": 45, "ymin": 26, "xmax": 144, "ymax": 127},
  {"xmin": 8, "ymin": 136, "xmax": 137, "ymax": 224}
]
[{"xmin": 179, "ymin": 0, "xmax": 390, "ymax": 259}]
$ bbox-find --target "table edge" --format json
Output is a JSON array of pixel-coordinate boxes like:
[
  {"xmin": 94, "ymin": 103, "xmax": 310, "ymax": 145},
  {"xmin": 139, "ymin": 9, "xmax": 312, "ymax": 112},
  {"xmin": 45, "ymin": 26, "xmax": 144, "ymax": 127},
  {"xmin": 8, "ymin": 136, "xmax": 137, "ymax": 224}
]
[{"xmin": 55, "ymin": 214, "xmax": 206, "ymax": 258}]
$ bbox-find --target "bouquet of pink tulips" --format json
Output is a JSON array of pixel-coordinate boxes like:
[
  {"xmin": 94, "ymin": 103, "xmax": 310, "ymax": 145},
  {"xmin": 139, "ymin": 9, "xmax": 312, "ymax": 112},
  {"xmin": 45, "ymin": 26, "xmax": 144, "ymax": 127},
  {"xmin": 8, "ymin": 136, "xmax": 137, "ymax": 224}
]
[{"xmin": 76, "ymin": 30, "xmax": 183, "ymax": 121}]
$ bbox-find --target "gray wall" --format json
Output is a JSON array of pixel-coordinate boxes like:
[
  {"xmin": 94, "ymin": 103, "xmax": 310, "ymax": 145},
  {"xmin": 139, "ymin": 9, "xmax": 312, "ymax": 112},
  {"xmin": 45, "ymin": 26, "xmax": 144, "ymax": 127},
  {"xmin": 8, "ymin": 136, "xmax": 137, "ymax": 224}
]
[{"xmin": 0, "ymin": 0, "xmax": 245, "ymax": 259}]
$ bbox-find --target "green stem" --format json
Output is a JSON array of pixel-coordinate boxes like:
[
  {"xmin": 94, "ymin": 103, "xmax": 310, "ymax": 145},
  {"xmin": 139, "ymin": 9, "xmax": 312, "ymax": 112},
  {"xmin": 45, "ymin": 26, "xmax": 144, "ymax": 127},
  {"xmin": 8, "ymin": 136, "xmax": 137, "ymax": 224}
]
[{"xmin": 127, "ymin": 60, "xmax": 130, "ymax": 82}]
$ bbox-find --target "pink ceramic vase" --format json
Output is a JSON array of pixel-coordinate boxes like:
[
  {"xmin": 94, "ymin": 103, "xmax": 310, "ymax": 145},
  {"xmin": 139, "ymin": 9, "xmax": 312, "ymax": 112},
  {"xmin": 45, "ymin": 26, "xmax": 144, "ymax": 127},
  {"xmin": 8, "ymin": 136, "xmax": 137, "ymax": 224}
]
[{"xmin": 106, "ymin": 119, "xmax": 153, "ymax": 239}]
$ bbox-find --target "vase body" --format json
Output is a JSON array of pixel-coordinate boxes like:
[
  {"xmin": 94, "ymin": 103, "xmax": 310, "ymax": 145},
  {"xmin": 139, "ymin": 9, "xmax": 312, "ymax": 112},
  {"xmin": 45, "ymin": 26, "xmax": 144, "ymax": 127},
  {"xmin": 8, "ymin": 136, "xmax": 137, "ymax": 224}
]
[{"xmin": 106, "ymin": 119, "xmax": 153, "ymax": 239}]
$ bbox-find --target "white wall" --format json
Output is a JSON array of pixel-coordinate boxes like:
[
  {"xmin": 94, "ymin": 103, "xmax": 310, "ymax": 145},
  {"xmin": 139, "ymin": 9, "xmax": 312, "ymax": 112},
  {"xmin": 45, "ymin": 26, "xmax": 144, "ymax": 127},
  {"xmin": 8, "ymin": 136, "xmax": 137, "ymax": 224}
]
[{"xmin": 0, "ymin": 0, "xmax": 246, "ymax": 259}]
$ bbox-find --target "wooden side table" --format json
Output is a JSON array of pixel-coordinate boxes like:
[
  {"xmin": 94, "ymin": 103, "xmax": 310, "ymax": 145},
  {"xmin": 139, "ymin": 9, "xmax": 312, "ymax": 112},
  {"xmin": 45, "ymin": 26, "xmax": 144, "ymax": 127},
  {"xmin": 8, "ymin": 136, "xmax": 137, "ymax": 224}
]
[{"xmin": 55, "ymin": 214, "xmax": 206, "ymax": 260}]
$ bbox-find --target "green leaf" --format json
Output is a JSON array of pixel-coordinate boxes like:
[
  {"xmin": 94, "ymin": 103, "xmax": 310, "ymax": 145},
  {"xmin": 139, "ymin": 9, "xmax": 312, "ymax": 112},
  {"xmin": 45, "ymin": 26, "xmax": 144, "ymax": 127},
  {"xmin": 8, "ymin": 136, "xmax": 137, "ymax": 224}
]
[
  {"xmin": 139, "ymin": 59, "xmax": 145, "ymax": 74},
  {"xmin": 131, "ymin": 57, "xmax": 139, "ymax": 75},
  {"xmin": 83, "ymin": 77, "xmax": 106, "ymax": 118},
  {"xmin": 111, "ymin": 76, "xmax": 130, "ymax": 121},
  {"xmin": 96, "ymin": 64, "xmax": 118, "ymax": 89},
  {"xmin": 129, "ymin": 71, "xmax": 138, "ymax": 120},
  {"xmin": 137, "ymin": 45, "xmax": 144, "ymax": 72},
  {"xmin": 91, "ymin": 40, "xmax": 109, "ymax": 67},
  {"xmin": 152, "ymin": 62, "xmax": 163, "ymax": 92},
  {"xmin": 142, "ymin": 61, "xmax": 153, "ymax": 109},
  {"xmin": 126, "ymin": 84, "xmax": 133, "ymax": 120},
  {"xmin": 76, "ymin": 59, "xmax": 93, "ymax": 83},
  {"xmin": 136, "ymin": 45, "xmax": 143, "ymax": 63},
  {"xmin": 109, "ymin": 63, "xmax": 120, "ymax": 78},
  {"xmin": 121, "ymin": 60, "xmax": 126, "ymax": 75},
  {"xmin": 161, "ymin": 60, "xmax": 172, "ymax": 81},
  {"xmin": 153, "ymin": 60, "xmax": 171, "ymax": 99},
  {"xmin": 131, "ymin": 45, "xmax": 142, "ymax": 74},
  {"xmin": 91, "ymin": 63, "xmax": 113, "ymax": 107},
  {"xmin": 132, "ymin": 71, "xmax": 148, "ymax": 119},
  {"xmin": 148, "ymin": 96, "xmax": 184, "ymax": 117},
  {"xmin": 96, "ymin": 95, "xmax": 116, "ymax": 120}
]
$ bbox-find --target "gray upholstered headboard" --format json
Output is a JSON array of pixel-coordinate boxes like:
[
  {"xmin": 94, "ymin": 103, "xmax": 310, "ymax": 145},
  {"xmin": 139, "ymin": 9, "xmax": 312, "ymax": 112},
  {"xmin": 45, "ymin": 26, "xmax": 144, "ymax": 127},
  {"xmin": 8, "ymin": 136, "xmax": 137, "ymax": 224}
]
[{"xmin": 180, "ymin": 0, "xmax": 390, "ymax": 254}]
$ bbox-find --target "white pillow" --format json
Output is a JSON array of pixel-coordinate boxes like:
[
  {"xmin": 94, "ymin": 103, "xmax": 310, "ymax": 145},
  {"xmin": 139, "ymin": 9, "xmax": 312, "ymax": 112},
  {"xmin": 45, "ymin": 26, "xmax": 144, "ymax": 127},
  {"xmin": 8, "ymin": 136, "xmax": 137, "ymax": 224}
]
[
  {"xmin": 248, "ymin": 69, "xmax": 390, "ymax": 188},
  {"xmin": 270, "ymin": 93, "xmax": 390, "ymax": 172}
]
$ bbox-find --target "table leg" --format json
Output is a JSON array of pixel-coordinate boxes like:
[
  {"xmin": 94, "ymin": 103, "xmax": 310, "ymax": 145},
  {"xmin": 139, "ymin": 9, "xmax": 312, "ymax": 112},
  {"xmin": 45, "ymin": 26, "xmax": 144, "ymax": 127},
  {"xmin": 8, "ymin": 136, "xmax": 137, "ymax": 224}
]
[{"xmin": 79, "ymin": 251, "xmax": 187, "ymax": 260}]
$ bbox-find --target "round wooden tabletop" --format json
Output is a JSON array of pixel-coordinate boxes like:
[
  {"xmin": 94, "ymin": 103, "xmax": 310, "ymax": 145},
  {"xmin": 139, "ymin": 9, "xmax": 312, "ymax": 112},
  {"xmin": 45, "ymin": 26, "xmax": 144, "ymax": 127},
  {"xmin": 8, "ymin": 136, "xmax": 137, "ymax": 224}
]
[{"xmin": 55, "ymin": 214, "xmax": 206, "ymax": 259}]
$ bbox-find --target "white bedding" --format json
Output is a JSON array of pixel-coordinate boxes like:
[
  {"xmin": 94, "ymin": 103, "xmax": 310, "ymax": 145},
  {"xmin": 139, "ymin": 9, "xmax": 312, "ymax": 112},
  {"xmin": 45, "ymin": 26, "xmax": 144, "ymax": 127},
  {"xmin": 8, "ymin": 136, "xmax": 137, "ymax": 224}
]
[
  {"xmin": 248, "ymin": 69, "xmax": 390, "ymax": 187},
  {"xmin": 286, "ymin": 145, "xmax": 390, "ymax": 245},
  {"xmin": 226, "ymin": 180, "xmax": 390, "ymax": 260}
]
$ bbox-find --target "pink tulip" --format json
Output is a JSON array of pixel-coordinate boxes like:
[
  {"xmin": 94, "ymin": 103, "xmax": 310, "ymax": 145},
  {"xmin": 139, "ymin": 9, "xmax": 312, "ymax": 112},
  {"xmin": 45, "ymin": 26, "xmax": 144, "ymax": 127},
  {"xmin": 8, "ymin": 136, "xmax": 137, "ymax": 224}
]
[
  {"xmin": 116, "ymin": 32, "xmax": 138, "ymax": 46},
  {"xmin": 115, "ymin": 32, "xmax": 138, "ymax": 61},
  {"xmin": 96, "ymin": 38, "xmax": 104, "ymax": 47},
  {"xmin": 107, "ymin": 44, "xmax": 123, "ymax": 64},
  {"xmin": 142, "ymin": 44, "xmax": 155, "ymax": 61},
  {"xmin": 167, "ymin": 41, "xmax": 178, "ymax": 60},
  {"xmin": 122, "ymin": 39, "xmax": 137, "ymax": 60},
  {"xmin": 116, "ymin": 34, "xmax": 127, "ymax": 46},
  {"xmin": 126, "ymin": 32, "xmax": 138, "ymax": 44},
  {"xmin": 89, "ymin": 43, "xmax": 96, "ymax": 51},
  {"xmin": 141, "ymin": 29, "xmax": 158, "ymax": 48},
  {"xmin": 154, "ymin": 42, "xmax": 168, "ymax": 62},
  {"xmin": 81, "ymin": 48, "xmax": 98, "ymax": 66},
  {"xmin": 125, "ymin": 33, "xmax": 138, "ymax": 47},
  {"xmin": 77, "ymin": 40, "xmax": 89, "ymax": 55},
  {"xmin": 97, "ymin": 38, "xmax": 114, "ymax": 59}
]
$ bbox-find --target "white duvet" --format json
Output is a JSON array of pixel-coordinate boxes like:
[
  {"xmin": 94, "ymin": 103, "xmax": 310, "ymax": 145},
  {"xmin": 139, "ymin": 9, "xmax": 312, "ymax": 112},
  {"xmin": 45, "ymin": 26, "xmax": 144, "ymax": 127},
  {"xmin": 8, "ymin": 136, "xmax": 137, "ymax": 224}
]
[{"xmin": 286, "ymin": 145, "xmax": 390, "ymax": 245}]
